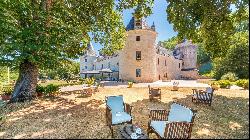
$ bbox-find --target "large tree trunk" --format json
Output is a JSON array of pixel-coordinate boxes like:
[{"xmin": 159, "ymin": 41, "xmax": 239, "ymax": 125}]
[{"xmin": 9, "ymin": 60, "xmax": 38, "ymax": 103}]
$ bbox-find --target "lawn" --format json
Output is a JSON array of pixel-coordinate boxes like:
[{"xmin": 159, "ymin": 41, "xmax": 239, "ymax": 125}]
[{"xmin": 0, "ymin": 87, "xmax": 249, "ymax": 139}]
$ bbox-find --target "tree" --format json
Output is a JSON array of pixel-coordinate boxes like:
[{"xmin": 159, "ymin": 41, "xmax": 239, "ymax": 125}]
[
  {"xmin": 161, "ymin": 36, "xmax": 179, "ymax": 51},
  {"xmin": 213, "ymin": 31, "xmax": 249, "ymax": 79},
  {"xmin": 166, "ymin": 0, "xmax": 249, "ymax": 58},
  {"xmin": 0, "ymin": 0, "xmax": 154, "ymax": 102}
]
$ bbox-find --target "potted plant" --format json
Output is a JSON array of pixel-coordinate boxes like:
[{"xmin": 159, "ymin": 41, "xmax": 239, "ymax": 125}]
[
  {"xmin": 128, "ymin": 80, "xmax": 134, "ymax": 88},
  {"xmin": 1, "ymin": 86, "xmax": 13, "ymax": 100}
]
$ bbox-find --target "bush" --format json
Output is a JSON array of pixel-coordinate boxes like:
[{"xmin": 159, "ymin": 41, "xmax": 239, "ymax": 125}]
[
  {"xmin": 221, "ymin": 72, "xmax": 239, "ymax": 82},
  {"xmin": 44, "ymin": 84, "xmax": 60, "ymax": 96},
  {"xmin": 235, "ymin": 79, "xmax": 249, "ymax": 89},
  {"xmin": 1, "ymin": 86, "xmax": 13, "ymax": 95},
  {"xmin": 85, "ymin": 77, "xmax": 95, "ymax": 87},
  {"xmin": 218, "ymin": 80, "xmax": 231, "ymax": 88},
  {"xmin": 36, "ymin": 85, "xmax": 45, "ymax": 93},
  {"xmin": 212, "ymin": 80, "xmax": 232, "ymax": 89}
]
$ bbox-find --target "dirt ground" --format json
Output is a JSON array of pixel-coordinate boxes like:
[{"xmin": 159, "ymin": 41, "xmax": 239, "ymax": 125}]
[{"xmin": 0, "ymin": 87, "xmax": 249, "ymax": 139}]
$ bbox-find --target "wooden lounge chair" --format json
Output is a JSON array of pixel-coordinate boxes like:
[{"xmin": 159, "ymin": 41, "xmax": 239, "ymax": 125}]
[
  {"xmin": 105, "ymin": 95, "xmax": 133, "ymax": 137},
  {"xmin": 192, "ymin": 87, "xmax": 215, "ymax": 106},
  {"xmin": 147, "ymin": 102, "xmax": 197, "ymax": 139},
  {"xmin": 148, "ymin": 85, "xmax": 161, "ymax": 101}
]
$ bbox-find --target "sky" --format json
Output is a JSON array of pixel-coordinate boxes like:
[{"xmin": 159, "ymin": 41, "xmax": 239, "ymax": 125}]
[{"xmin": 91, "ymin": 0, "xmax": 178, "ymax": 55}]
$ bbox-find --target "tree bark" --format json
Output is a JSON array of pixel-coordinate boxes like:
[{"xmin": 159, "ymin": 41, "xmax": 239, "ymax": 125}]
[{"xmin": 9, "ymin": 60, "xmax": 38, "ymax": 103}]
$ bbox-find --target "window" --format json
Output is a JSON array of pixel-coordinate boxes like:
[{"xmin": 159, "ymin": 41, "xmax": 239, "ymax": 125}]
[
  {"xmin": 85, "ymin": 66, "xmax": 87, "ymax": 69},
  {"xmin": 179, "ymin": 63, "xmax": 181, "ymax": 68},
  {"xmin": 85, "ymin": 59, "xmax": 87, "ymax": 62},
  {"xmin": 165, "ymin": 60, "xmax": 167, "ymax": 66},
  {"xmin": 182, "ymin": 62, "xmax": 184, "ymax": 66},
  {"xmin": 117, "ymin": 62, "xmax": 119, "ymax": 66},
  {"xmin": 135, "ymin": 20, "xmax": 141, "ymax": 26},
  {"xmin": 136, "ymin": 69, "xmax": 141, "ymax": 77},
  {"xmin": 108, "ymin": 62, "xmax": 110, "ymax": 68},
  {"xmin": 158, "ymin": 58, "xmax": 159, "ymax": 65},
  {"xmin": 136, "ymin": 36, "xmax": 140, "ymax": 41},
  {"xmin": 136, "ymin": 51, "xmax": 141, "ymax": 60},
  {"xmin": 101, "ymin": 64, "xmax": 103, "ymax": 69}
]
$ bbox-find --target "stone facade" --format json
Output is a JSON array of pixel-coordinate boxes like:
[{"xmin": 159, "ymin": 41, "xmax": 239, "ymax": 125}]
[{"xmin": 79, "ymin": 14, "xmax": 200, "ymax": 82}]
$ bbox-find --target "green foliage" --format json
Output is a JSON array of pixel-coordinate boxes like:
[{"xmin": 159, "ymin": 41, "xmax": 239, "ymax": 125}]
[
  {"xmin": 213, "ymin": 31, "xmax": 249, "ymax": 80},
  {"xmin": 197, "ymin": 43, "xmax": 211, "ymax": 65},
  {"xmin": 0, "ymin": 0, "xmax": 154, "ymax": 68},
  {"xmin": 44, "ymin": 84, "xmax": 59, "ymax": 96},
  {"xmin": 85, "ymin": 77, "xmax": 95, "ymax": 87},
  {"xmin": 36, "ymin": 85, "xmax": 45, "ymax": 93},
  {"xmin": 0, "ymin": 85, "xmax": 13, "ymax": 95},
  {"xmin": 161, "ymin": 37, "xmax": 178, "ymax": 50},
  {"xmin": 221, "ymin": 72, "xmax": 239, "ymax": 82},
  {"xmin": 212, "ymin": 80, "xmax": 231, "ymax": 89},
  {"xmin": 166, "ymin": 0, "xmax": 248, "ymax": 58},
  {"xmin": 39, "ymin": 60, "xmax": 80, "ymax": 81},
  {"xmin": 235, "ymin": 79, "xmax": 249, "ymax": 89},
  {"xmin": 0, "ymin": 66, "xmax": 18, "ymax": 84}
]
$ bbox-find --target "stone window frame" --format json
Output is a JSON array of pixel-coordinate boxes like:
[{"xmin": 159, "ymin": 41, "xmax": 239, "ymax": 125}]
[
  {"xmin": 136, "ymin": 51, "xmax": 141, "ymax": 60},
  {"xmin": 136, "ymin": 69, "xmax": 141, "ymax": 77},
  {"xmin": 136, "ymin": 36, "xmax": 140, "ymax": 41}
]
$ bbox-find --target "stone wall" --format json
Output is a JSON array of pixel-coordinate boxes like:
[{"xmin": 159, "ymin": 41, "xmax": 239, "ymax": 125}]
[
  {"xmin": 180, "ymin": 70, "xmax": 200, "ymax": 79},
  {"xmin": 156, "ymin": 54, "xmax": 183, "ymax": 80},
  {"xmin": 119, "ymin": 29, "xmax": 157, "ymax": 83}
]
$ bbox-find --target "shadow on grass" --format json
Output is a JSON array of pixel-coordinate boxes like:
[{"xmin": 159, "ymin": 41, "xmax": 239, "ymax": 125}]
[{"xmin": 0, "ymin": 90, "xmax": 248, "ymax": 139}]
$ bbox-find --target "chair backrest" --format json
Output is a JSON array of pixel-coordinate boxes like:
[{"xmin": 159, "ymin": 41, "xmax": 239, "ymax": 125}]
[
  {"xmin": 206, "ymin": 87, "xmax": 213, "ymax": 94},
  {"xmin": 168, "ymin": 103, "xmax": 195, "ymax": 123},
  {"xmin": 106, "ymin": 95, "xmax": 124, "ymax": 113}
]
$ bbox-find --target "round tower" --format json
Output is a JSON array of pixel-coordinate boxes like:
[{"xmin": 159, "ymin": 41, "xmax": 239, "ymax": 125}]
[{"xmin": 119, "ymin": 15, "xmax": 157, "ymax": 82}]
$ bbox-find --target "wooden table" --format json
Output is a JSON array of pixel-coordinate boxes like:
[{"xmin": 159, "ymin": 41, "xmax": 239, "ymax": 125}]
[{"xmin": 119, "ymin": 124, "xmax": 148, "ymax": 139}]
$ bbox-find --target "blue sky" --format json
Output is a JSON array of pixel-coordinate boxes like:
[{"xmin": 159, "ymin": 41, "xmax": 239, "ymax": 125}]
[{"xmin": 91, "ymin": 0, "xmax": 178, "ymax": 55}]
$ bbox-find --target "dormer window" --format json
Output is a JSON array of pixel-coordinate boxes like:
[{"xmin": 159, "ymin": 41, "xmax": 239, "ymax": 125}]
[{"xmin": 135, "ymin": 20, "xmax": 141, "ymax": 26}]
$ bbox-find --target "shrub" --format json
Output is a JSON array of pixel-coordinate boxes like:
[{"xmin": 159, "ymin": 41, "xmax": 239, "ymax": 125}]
[
  {"xmin": 36, "ymin": 85, "xmax": 45, "ymax": 93},
  {"xmin": 235, "ymin": 79, "xmax": 249, "ymax": 89},
  {"xmin": 211, "ymin": 80, "xmax": 232, "ymax": 89},
  {"xmin": 44, "ymin": 84, "xmax": 60, "ymax": 96},
  {"xmin": 218, "ymin": 80, "xmax": 231, "ymax": 88},
  {"xmin": 1, "ymin": 86, "xmax": 13, "ymax": 95},
  {"xmin": 221, "ymin": 72, "xmax": 239, "ymax": 82},
  {"xmin": 85, "ymin": 77, "xmax": 95, "ymax": 87}
]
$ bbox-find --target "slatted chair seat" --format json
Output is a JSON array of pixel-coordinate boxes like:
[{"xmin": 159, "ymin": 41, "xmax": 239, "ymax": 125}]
[
  {"xmin": 105, "ymin": 95, "xmax": 133, "ymax": 137},
  {"xmin": 147, "ymin": 103, "xmax": 197, "ymax": 139},
  {"xmin": 192, "ymin": 87, "xmax": 215, "ymax": 106},
  {"xmin": 148, "ymin": 85, "xmax": 161, "ymax": 101}
]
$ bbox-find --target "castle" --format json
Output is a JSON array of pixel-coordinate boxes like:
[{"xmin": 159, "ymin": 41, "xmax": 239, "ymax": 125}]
[{"xmin": 80, "ymin": 14, "xmax": 200, "ymax": 82}]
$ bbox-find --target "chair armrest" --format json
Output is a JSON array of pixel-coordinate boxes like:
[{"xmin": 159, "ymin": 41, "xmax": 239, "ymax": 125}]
[
  {"xmin": 149, "ymin": 109, "xmax": 169, "ymax": 121},
  {"xmin": 124, "ymin": 103, "xmax": 133, "ymax": 115},
  {"xmin": 106, "ymin": 105, "xmax": 112, "ymax": 125}
]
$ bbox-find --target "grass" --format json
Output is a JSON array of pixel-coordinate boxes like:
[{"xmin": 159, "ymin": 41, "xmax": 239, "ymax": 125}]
[{"xmin": 0, "ymin": 86, "xmax": 249, "ymax": 139}]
